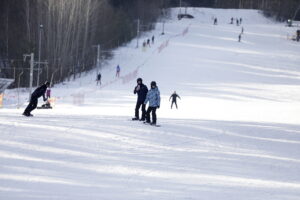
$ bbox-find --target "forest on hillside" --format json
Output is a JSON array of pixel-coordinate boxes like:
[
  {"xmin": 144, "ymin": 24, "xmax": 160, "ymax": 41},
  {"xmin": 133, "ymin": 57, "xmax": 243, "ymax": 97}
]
[{"xmin": 1, "ymin": 0, "xmax": 299, "ymax": 88}]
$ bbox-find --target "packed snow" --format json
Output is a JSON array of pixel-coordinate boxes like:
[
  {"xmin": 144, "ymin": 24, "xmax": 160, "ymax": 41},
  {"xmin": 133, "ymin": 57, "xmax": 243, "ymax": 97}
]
[{"xmin": 1, "ymin": 8, "xmax": 300, "ymax": 200}]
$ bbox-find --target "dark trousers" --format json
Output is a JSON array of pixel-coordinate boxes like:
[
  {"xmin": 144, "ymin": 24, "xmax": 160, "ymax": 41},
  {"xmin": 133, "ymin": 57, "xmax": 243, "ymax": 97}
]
[
  {"xmin": 146, "ymin": 107, "xmax": 157, "ymax": 124},
  {"xmin": 171, "ymin": 101, "xmax": 178, "ymax": 109},
  {"xmin": 135, "ymin": 102, "xmax": 146, "ymax": 119},
  {"xmin": 24, "ymin": 97, "xmax": 38, "ymax": 114}
]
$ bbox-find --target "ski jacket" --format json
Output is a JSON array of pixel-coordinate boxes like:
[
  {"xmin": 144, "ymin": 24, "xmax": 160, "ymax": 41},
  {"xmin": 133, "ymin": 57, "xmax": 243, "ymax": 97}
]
[
  {"xmin": 134, "ymin": 84, "xmax": 148, "ymax": 103},
  {"xmin": 31, "ymin": 84, "xmax": 47, "ymax": 100},
  {"xmin": 144, "ymin": 87, "xmax": 160, "ymax": 107},
  {"xmin": 170, "ymin": 94, "xmax": 180, "ymax": 102},
  {"xmin": 97, "ymin": 74, "xmax": 101, "ymax": 80}
]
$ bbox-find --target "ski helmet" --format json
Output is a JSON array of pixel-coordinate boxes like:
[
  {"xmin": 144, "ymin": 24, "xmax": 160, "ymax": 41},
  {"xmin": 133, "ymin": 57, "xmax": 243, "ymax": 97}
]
[
  {"xmin": 151, "ymin": 81, "xmax": 157, "ymax": 87},
  {"xmin": 137, "ymin": 78, "xmax": 143, "ymax": 83}
]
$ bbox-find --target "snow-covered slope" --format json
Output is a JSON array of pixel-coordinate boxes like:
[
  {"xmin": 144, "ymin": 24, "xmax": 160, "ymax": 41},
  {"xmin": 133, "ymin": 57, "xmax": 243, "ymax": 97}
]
[{"xmin": 1, "ymin": 8, "xmax": 300, "ymax": 200}]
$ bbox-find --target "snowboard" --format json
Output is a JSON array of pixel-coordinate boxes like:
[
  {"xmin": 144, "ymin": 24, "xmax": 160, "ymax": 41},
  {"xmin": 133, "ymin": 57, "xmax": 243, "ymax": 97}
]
[
  {"xmin": 37, "ymin": 106, "xmax": 52, "ymax": 109},
  {"xmin": 143, "ymin": 122, "xmax": 161, "ymax": 127},
  {"xmin": 129, "ymin": 119, "xmax": 161, "ymax": 127}
]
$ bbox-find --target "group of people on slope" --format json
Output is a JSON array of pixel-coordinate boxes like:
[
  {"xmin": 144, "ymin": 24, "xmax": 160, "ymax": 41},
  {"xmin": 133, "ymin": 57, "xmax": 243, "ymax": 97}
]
[
  {"xmin": 95, "ymin": 64, "xmax": 121, "ymax": 86},
  {"xmin": 132, "ymin": 78, "xmax": 160, "ymax": 125},
  {"xmin": 132, "ymin": 78, "xmax": 180, "ymax": 125}
]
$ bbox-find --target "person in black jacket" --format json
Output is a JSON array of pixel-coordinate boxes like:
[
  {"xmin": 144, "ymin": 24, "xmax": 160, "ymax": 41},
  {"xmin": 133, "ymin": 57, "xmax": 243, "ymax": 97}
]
[
  {"xmin": 23, "ymin": 81, "xmax": 50, "ymax": 116},
  {"xmin": 169, "ymin": 91, "xmax": 181, "ymax": 109},
  {"xmin": 132, "ymin": 78, "xmax": 148, "ymax": 121}
]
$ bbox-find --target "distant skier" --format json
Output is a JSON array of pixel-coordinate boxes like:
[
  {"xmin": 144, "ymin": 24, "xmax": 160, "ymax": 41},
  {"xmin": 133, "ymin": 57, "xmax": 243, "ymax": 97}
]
[
  {"xmin": 169, "ymin": 91, "xmax": 181, "ymax": 109},
  {"xmin": 214, "ymin": 18, "xmax": 218, "ymax": 25},
  {"xmin": 144, "ymin": 81, "xmax": 160, "ymax": 125},
  {"xmin": 239, "ymin": 18, "xmax": 243, "ymax": 25},
  {"xmin": 236, "ymin": 18, "xmax": 240, "ymax": 26},
  {"xmin": 116, "ymin": 65, "xmax": 120, "ymax": 77},
  {"xmin": 152, "ymin": 35, "xmax": 155, "ymax": 44},
  {"xmin": 238, "ymin": 33, "xmax": 242, "ymax": 42},
  {"xmin": 132, "ymin": 78, "xmax": 148, "ymax": 121},
  {"xmin": 96, "ymin": 73, "xmax": 101, "ymax": 85},
  {"xmin": 230, "ymin": 17, "xmax": 234, "ymax": 24},
  {"xmin": 241, "ymin": 27, "xmax": 244, "ymax": 34},
  {"xmin": 23, "ymin": 81, "xmax": 50, "ymax": 117},
  {"xmin": 147, "ymin": 39, "xmax": 151, "ymax": 47},
  {"xmin": 297, "ymin": 30, "xmax": 300, "ymax": 42}
]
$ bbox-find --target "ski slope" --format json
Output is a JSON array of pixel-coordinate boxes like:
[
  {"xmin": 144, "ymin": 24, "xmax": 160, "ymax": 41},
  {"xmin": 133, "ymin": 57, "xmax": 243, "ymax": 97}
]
[{"xmin": 1, "ymin": 8, "xmax": 300, "ymax": 200}]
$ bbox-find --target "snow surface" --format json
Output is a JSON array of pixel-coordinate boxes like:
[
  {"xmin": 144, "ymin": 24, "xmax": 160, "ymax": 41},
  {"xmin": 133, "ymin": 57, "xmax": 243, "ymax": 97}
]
[{"xmin": 1, "ymin": 8, "xmax": 300, "ymax": 200}]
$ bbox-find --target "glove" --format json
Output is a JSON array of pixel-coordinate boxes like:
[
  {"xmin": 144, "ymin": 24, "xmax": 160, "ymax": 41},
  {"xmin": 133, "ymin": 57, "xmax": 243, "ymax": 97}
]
[
  {"xmin": 157, "ymin": 106, "xmax": 160, "ymax": 109},
  {"xmin": 43, "ymin": 98, "xmax": 47, "ymax": 102}
]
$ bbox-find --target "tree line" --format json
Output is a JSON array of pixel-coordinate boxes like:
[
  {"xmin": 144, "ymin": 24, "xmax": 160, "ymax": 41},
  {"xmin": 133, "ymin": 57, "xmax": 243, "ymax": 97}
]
[
  {"xmin": 0, "ymin": 0, "xmax": 169, "ymax": 88},
  {"xmin": 0, "ymin": 0, "xmax": 299, "ymax": 88}
]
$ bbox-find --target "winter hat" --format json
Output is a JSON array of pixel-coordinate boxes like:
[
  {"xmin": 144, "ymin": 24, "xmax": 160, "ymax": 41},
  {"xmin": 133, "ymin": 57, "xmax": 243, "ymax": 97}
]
[
  {"xmin": 45, "ymin": 81, "xmax": 50, "ymax": 87},
  {"xmin": 137, "ymin": 78, "xmax": 143, "ymax": 83},
  {"xmin": 151, "ymin": 81, "xmax": 157, "ymax": 87}
]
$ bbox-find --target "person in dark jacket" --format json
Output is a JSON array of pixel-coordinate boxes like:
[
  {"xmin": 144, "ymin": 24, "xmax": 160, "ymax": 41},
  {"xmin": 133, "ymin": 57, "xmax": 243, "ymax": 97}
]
[
  {"xmin": 96, "ymin": 73, "xmax": 101, "ymax": 85},
  {"xmin": 169, "ymin": 91, "xmax": 181, "ymax": 109},
  {"xmin": 144, "ymin": 81, "xmax": 160, "ymax": 125},
  {"xmin": 23, "ymin": 81, "xmax": 50, "ymax": 116},
  {"xmin": 132, "ymin": 78, "xmax": 148, "ymax": 121}
]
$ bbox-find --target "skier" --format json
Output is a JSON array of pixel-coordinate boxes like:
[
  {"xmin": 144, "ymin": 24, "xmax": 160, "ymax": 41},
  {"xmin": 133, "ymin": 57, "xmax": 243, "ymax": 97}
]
[
  {"xmin": 236, "ymin": 18, "xmax": 240, "ymax": 26},
  {"xmin": 297, "ymin": 30, "xmax": 300, "ymax": 42},
  {"xmin": 116, "ymin": 65, "xmax": 120, "ymax": 77},
  {"xmin": 230, "ymin": 17, "xmax": 234, "ymax": 24},
  {"xmin": 239, "ymin": 18, "xmax": 243, "ymax": 25},
  {"xmin": 147, "ymin": 39, "xmax": 151, "ymax": 47},
  {"xmin": 169, "ymin": 91, "xmax": 181, "ymax": 109},
  {"xmin": 152, "ymin": 35, "xmax": 155, "ymax": 44},
  {"xmin": 241, "ymin": 27, "xmax": 244, "ymax": 34},
  {"xmin": 214, "ymin": 18, "xmax": 218, "ymax": 25},
  {"xmin": 96, "ymin": 73, "xmax": 101, "ymax": 85},
  {"xmin": 23, "ymin": 81, "xmax": 50, "ymax": 116},
  {"xmin": 144, "ymin": 81, "xmax": 160, "ymax": 125},
  {"xmin": 132, "ymin": 78, "xmax": 148, "ymax": 121},
  {"xmin": 238, "ymin": 33, "xmax": 242, "ymax": 42}
]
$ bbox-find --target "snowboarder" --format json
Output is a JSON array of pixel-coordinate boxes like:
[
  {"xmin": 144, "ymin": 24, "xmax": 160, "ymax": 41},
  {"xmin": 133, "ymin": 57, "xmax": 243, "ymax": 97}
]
[
  {"xmin": 23, "ymin": 81, "xmax": 50, "ymax": 116},
  {"xmin": 144, "ymin": 81, "xmax": 160, "ymax": 125},
  {"xmin": 116, "ymin": 65, "xmax": 120, "ymax": 77},
  {"xmin": 132, "ymin": 78, "xmax": 148, "ymax": 121},
  {"xmin": 238, "ymin": 33, "xmax": 242, "ymax": 42},
  {"xmin": 169, "ymin": 91, "xmax": 181, "ymax": 109},
  {"xmin": 152, "ymin": 35, "xmax": 155, "ymax": 44},
  {"xmin": 96, "ymin": 73, "xmax": 101, "ymax": 85}
]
